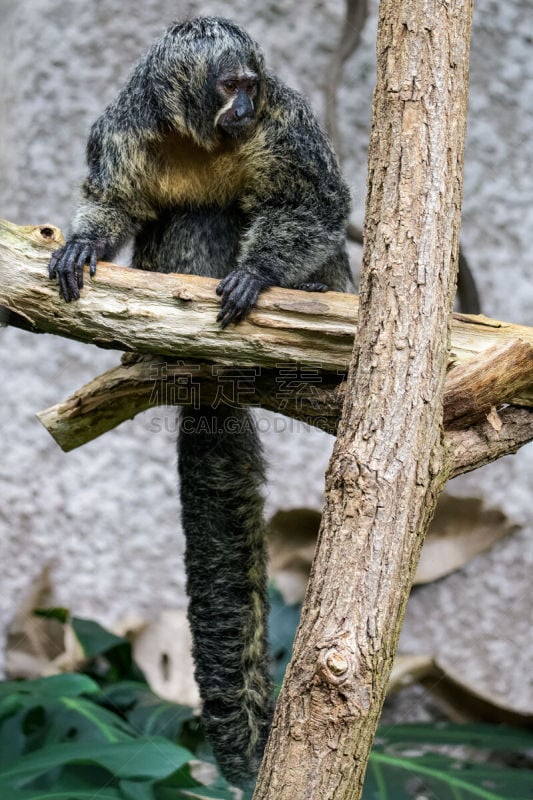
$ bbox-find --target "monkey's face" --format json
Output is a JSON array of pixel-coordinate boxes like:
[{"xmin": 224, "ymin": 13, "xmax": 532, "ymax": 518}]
[{"xmin": 214, "ymin": 71, "xmax": 259, "ymax": 138}]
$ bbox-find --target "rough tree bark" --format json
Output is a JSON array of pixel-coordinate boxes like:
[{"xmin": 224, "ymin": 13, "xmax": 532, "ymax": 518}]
[
  {"xmin": 252, "ymin": 1, "xmax": 474, "ymax": 798},
  {"xmin": 35, "ymin": 339, "xmax": 533, "ymax": 452},
  {"xmin": 3, "ymin": 220, "xmax": 532, "ymax": 381},
  {"xmin": 2, "ymin": 223, "xmax": 531, "ymax": 459}
]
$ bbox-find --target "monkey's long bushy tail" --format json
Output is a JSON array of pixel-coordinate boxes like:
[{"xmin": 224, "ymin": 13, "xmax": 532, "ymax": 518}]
[{"xmin": 178, "ymin": 405, "xmax": 273, "ymax": 788}]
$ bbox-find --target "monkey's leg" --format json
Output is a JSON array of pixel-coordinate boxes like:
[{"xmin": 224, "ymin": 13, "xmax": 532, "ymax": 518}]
[
  {"xmin": 178, "ymin": 405, "xmax": 273, "ymax": 788},
  {"xmin": 132, "ymin": 205, "xmax": 243, "ymax": 277}
]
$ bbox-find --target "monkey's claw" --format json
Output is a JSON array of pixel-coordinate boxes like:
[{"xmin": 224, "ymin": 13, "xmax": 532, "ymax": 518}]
[
  {"xmin": 216, "ymin": 269, "xmax": 270, "ymax": 328},
  {"xmin": 49, "ymin": 238, "xmax": 102, "ymax": 302},
  {"xmin": 294, "ymin": 282, "xmax": 330, "ymax": 292}
]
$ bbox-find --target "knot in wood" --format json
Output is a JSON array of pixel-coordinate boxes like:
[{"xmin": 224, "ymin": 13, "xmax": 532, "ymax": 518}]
[
  {"xmin": 173, "ymin": 288, "xmax": 193, "ymax": 302},
  {"xmin": 32, "ymin": 224, "xmax": 64, "ymax": 246},
  {"xmin": 324, "ymin": 648, "xmax": 349, "ymax": 680}
]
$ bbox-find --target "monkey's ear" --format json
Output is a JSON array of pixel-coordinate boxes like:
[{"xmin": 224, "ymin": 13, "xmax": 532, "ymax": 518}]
[{"xmin": 247, "ymin": 37, "xmax": 265, "ymax": 74}]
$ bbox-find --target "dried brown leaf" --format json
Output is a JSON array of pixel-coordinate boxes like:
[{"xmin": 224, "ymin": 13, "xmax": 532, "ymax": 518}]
[
  {"xmin": 388, "ymin": 654, "xmax": 533, "ymax": 723},
  {"xmin": 415, "ymin": 494, "xmax": 519, "ymax": 584},
  {"xmin": 388, "ymin": 654, "xmax": 434, "ymax": 692},
  {"xmin": 5, "ymin": 566, "xmax": 62, "ymax": 677},
  {"xmin": 119, "ymin": 610, "xmax": 200, "ymax": 707},
  {"xmin": 268, "ymin": 496, "xmax": 518, "ymax": 598},
  {"xmin": 267, "ymin": 508, "xmax": 321, "ymax": 604},
  {"xmin": 423, "ymin": 659, "xmax": 533, "ymax": 726}
]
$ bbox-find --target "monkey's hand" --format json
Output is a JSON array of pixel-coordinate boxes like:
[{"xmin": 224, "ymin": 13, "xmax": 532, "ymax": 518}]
[
  {"xmin": 294, "ymin": 282, "xmax": 330, "ymax": 292},
  {"xmin": 49, "ymin": 237, "xmax": 106, "ymax": 302},
  {"xmin": 216, "ymin": 269, "xmax": 274, "ymax": 328}
]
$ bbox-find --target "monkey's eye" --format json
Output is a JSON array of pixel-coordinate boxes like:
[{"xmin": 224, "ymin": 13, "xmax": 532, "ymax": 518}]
[{"xmin": 222, "ymin": 80, "xmax": 238, "ymax": 93}]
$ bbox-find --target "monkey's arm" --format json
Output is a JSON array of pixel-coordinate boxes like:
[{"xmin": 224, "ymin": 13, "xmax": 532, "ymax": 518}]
[
  {"xmin": 49, "ymin": 114, "xmax": 152, "ymax": 302},
  {"xmin": 216, "ymin": 200, "xmax": 347, "ymax": 327},
  {"xmin": 49, "ymin": 198, "xmax": 138, "ymax": 302}
]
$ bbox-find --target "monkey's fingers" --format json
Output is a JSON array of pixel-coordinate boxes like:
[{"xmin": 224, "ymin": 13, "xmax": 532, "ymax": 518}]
[
  {"xmin": 58, "ymin": 264, "xmax": 73, "ymax": 303},
  {"xmin": 216, "ymin": 272, "xmax": 246, "ymax": 326},
  {"xmin": 217, "ymin": 298, "xmax": 240, "ymax": 327},
  {"xmin": 75, "ymin": 245, "xmax": 91, "ymax": 289},
  {"xmin": 89, "ymin": 249, "xmax": 98, "ymax": 276},
  {"xmin": 49, "ymin": 239, "xmax": 103, "ymax": 301},
  {"xmin": 52, "ymin": 242, "xmax": 88, "ymax": 301},
  {"xmin": 216, "ymin": 270, "xmax": 242, "ymax": 297},
  {"xmin": 295, "ymin": 282, "xmax": 330, "ymax": 293},
  {"xmin": 218, "ymin": 305, "xmax": 248, "ymax": 328},
  {"xmin": 217, "ymin": 274, "xmax": 262, "ymax": 328},
  {"xmin": 58, "ymin": 245, "xmax": 82, "ymax": 302},
  {"xmin": 48, "ymin": 247, "xmax": 64, "ymax": 279}
]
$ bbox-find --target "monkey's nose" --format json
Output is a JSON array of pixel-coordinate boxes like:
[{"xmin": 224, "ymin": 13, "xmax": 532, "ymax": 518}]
[{"xmin": 233, "ymin": 97, "xmax": 253, "ymax": 121}]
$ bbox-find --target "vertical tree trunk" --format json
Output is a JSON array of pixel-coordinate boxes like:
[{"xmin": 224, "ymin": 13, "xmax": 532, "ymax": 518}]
[{"xmin": 253, "ymin": 1, "xmax": 473, "ymax": 798}]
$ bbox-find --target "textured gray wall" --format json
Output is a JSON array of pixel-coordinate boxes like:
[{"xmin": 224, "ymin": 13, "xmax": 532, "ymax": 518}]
[{"xmin": 0, "ymin": 0, "xmax": 531, "ymax": 713}]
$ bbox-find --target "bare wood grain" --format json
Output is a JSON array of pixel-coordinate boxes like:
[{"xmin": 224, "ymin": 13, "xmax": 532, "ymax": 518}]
[
  {"xmin": 36, "ymin": 355, "xmax": 344, "ymax": 450},
  {"xmin": 444, "ymin": 339, "xmax": 533, "ymax": 428},
  {"xmin": 37, "ymin": 335, "xmax": 533, "ymax": 453},
  {"xmin": 1, "ymin": 220, "xmax": 532, "ymax": 413},
  {"xmin": 446, "ymin": 405, "xmax": 533, "ymax": 479}
]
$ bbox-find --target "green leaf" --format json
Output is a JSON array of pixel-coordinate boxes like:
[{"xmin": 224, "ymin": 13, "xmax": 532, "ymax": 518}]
[
  {"xmin": 0, "ymin": 738, "xmax": 193, "ymax": 787},
  {"xmin": 0, "ymin": 709, "xmax": 29, "ymax": 765},
  {"xmin": 180, "ymin": 788, "xmax": 236, "ymax": 799},
  {"xmin": 72, "ymin": 618, "xmax": 128, "ymax": 658},
  {"xmin": 0, "ymin": 693, "xmax": 138, "ymax": 754},
  {"xmin": 72, "ymin": 618, "xmax": 144, "ymax": 683},
  {"xmin": 120, "ymin": 780, "xmax": 156, "ymax": 800},
  {"xmin": 99, "ymin": 681, "xmax": 148, "ymax": 713},
  {"xmin": 0, "ymin": 790, "xmax": 124, "ymax": 799},
  {"xmin": 100, "ymin": 683, "xmax": 203, "ymax": 754},
  {"xmin": 0, "ymin": 674, "xmax": 99, "ymax": 702},
  {"xmin": 155, "ymin": 782, "xmax": 235, "ymax": 800},
  {"xmin": 129, "ymin": 697, "xmax": 197, "ymax": 740},
  {"xmin": 268, "ymin": 586, "xmax": 301, "ymax": 689},
  {"xmin": 101, "ymin": 683, "xmax": 196, "ymax": 738},
  {"xmin": 365, "ymin": 724, "xmax": 533, "ymax": 800},
  {"xmin": 154, "ymin": 765, "xmax": 234, "ymax": 800},
  {"xmin": 375, "ymin": 723, "xmax": 533, "ymax": 753},
  {"xmin": 365, "ymin": 749, "xmax": 533, "ymax": 800},
  {"xmin": 363, "ymin": 724, "xmax": 533, "ymax": 800},
  {"xmin": 53, "ymin": 696, "xmax": 138, "ymax": 742},
  {"xmin": 27, "ymin": 763, "xmax": 119, "ymax": 793},
  {"xmin": 33, "ymin": 608, "xmax": 70, "ymax": 624}
]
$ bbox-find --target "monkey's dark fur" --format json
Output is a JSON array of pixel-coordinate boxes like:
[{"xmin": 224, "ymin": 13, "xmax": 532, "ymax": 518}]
[
  {"xmin": 179, "ymin": 404, "xmax": 270, "ymax": 787},
  {"xmin": 49, "ymin": 17, "xmax": 351, "ymax": 786}
]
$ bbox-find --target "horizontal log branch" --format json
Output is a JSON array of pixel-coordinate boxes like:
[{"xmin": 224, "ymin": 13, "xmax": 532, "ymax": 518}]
[
  {"xmin": 38, "ymin": 334, "xmax": 533, "ymax": 451},
  {"xmin": 36, "ymin": 354, "xmax": 344, "ymax": 449},
  {"xmin": 3, "ymin": 220, "xmax": 533, "ymax": 470},
  {"xmin": 0, "ymin": 220, "xmax": 360, "ymax": 371},
  {"xmin": 1, "ymin": 220, "xmax": 533, "ymax": 406},
  {"xmin": 446, "ymin": 406, "xmax": 533, "ymax": 479},
  {"xmin": 444, "ymin": 339, "xmax": 533, "ymax": 428}
]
